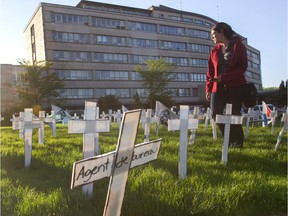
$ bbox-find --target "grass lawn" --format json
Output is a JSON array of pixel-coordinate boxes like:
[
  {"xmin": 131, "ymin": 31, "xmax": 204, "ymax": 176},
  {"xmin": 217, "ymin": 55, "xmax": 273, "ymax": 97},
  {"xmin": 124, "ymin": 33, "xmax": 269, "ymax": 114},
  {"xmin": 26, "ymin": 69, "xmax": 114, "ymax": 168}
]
[{"xmin": 0, "ymin": 121, "xmax": 287, "ymax": 216}]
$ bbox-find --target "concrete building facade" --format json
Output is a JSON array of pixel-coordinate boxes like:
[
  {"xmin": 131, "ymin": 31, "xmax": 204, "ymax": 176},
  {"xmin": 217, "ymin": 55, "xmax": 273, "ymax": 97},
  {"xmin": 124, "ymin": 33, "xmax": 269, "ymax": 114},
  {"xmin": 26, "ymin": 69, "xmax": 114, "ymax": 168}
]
[
  {"xmin": 23, "ymin": 0, "xmax": 262, "ymax": 109},
  {"xmin": 0, "ymin": 64, "xmax": 25, "ymax": 114}
]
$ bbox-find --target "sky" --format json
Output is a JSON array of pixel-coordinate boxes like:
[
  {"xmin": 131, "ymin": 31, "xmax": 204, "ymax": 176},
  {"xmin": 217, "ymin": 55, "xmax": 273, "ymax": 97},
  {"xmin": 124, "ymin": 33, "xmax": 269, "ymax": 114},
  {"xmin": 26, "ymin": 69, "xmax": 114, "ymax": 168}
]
[{"xmin": 0, "ymin": 0, "xmax": 287, "ymax": 88}]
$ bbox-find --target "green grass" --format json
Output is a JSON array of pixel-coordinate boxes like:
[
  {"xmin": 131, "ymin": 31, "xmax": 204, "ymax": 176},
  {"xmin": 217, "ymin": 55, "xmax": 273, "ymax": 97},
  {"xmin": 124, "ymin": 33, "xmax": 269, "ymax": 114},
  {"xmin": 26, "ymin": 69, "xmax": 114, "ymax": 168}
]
[{"xmin": 0, "ymin": 122, "xmax": 287, "ymax": 216}]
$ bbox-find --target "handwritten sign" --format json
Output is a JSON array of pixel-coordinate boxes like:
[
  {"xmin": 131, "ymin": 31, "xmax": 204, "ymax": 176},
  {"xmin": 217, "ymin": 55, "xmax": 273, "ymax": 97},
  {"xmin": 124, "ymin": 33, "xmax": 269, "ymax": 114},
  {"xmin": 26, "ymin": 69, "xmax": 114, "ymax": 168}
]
[
  {"xmin": 71, "ymin": 139, "xmax": 161, "ymax": 188},
  {"xmin": 216, "ymin": 104, "xmax": 243, "ymax": 165}
]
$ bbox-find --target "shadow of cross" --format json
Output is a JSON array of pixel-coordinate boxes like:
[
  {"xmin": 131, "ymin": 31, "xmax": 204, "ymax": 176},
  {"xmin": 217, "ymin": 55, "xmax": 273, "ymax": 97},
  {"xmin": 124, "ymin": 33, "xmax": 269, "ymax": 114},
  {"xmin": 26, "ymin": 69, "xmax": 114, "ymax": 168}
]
[
  {"xmin": 68, "ymin": 101, "xmax": 110, "ymax": 197},
  {"xmin": 167, "ymin": 105, "xmax": 198, "ymax": 179},
  {"xmin": 216, "ymin": 104, "xmax": 243, "ymax": 165},
  {"xmin": 13, "ymin": 108, "xmax": 44, "ymax": 167},
  {"xmin": 70, "ymin": 109, "xmax": 162, "ymax": 216}
]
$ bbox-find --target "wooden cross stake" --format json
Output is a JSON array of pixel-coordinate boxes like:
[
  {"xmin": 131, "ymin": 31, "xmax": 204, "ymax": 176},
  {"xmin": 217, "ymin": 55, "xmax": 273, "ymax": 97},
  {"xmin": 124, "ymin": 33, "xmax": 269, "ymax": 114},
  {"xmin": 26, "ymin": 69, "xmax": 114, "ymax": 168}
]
[
  {"xmin": 71, "ymin": 109, "xmax": 162, "ymax": 216},
  {"xmin": 216, "ymin": 104, "xmax": 243, "ymax": 165}
]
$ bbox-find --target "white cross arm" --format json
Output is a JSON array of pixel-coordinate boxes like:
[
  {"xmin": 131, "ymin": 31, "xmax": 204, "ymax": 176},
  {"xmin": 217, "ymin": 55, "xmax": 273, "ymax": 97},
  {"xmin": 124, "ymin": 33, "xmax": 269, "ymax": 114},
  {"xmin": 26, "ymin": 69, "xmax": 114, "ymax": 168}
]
[
  {"xmin": 71, "ymin": 138, "xmax": 162, "ymax": 189},
  {"xmin": 13, "ymin": 120, "xmax": 43, "ymax": 130},
  {"xmin": 68, "ymin": 119, "xmax": 110, "ymax": 134},
  {"xmin": 168, "ymin": 119, "xmax": 198, "ymax": 131},
  {"xmin": 216, "ymin": 115, "xmax": 243, "ymax": 125}
]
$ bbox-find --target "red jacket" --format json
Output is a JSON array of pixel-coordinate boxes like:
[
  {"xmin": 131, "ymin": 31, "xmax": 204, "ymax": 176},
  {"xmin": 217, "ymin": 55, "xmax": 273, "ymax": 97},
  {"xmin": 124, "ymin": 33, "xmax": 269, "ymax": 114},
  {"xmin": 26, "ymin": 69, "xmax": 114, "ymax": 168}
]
[{"xmin": 206, "ymin": 36, "xmax": 247, "ymax": 93}]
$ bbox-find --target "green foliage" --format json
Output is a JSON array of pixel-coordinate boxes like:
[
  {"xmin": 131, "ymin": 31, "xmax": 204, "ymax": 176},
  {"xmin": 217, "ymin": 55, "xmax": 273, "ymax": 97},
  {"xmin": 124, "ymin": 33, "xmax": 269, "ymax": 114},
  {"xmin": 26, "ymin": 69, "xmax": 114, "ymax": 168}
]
[
  {"xmin": 98, "ymin": 95, "xmax": 122, "ymax": 113},
  {"xmin": 135, "ymin": 58, "xmax": 176, "ymax": 108},
  {"xmin": 16, "ymin": 59, "xmax": 64, "ymax": 110},
  {"xmin": 1, "ymin": 122, "xmax": 287, "ymax": 216}
]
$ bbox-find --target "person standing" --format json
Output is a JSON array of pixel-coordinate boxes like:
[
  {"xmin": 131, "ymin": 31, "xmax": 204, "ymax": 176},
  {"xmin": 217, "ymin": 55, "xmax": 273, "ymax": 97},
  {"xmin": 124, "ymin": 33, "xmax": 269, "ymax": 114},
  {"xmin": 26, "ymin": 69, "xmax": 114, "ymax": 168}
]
[{"xmin": 205, "ymin": 22, "xmax": 247, "ymax": 147}]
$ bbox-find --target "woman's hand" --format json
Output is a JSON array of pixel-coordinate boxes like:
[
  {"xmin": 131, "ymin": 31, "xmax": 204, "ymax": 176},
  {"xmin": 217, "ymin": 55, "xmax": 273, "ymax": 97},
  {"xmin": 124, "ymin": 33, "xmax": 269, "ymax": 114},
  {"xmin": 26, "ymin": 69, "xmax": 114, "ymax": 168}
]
[{"xmin": 206, "ymin": 92, "xmax": 211, "ymax": 101}]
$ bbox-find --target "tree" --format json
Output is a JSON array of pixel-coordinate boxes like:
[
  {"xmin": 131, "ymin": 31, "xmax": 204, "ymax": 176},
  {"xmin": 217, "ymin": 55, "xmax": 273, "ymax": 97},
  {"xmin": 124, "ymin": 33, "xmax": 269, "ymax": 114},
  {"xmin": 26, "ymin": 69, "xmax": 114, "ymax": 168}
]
[
  {"xmin": 16, "ymin": 59, "xmax": 64, "ymax": 112},
  {"xmin": 98, "ymin": 95, "xmax": 121, "ymax": 113},
  {"xmin": 135, "ymin": 58, "xmax": 176, "ymax": 109}
]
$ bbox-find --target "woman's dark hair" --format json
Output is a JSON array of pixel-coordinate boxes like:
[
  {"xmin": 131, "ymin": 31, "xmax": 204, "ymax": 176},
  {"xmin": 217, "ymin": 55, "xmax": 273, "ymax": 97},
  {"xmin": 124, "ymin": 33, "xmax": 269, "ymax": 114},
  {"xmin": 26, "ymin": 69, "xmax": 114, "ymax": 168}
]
[{"xmin": 212, "ymin": 22, "xmax": 235, "ymax": 39}]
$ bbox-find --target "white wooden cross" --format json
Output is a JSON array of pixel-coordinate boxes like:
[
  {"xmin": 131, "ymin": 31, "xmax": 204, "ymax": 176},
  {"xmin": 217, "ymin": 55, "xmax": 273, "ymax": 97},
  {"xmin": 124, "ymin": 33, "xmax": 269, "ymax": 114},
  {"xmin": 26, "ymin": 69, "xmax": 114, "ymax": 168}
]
[
  {"xmin": 107, "ymin": 109, "xmax": 113, "ymax": 125},
  {"xmin": 275, "ymin": 108, "xmax": 287, "ymax": 151},
  {"xmin": 71, "ymin": 109, "xmax": 162, "ymax": 216},
  {"xmin": 36, "ymin": 111, "xmax": 46, "ymax": 144},
  {"xmin": 215, "ymin": 104, "xmax": 243, "ymax": 165},
  {"xmin": 204, "ymin": 108, "xmax": 217, "ymax": 140},
  {"xmin": 71, "ymin": 113, "xmax": 80, "ymax": 120},
  {"xmin": 15, "ymin": 108, "xmax": 44, "ymax": 167},
  {"xmin": 45, "ymin": 111, "xmax": 57, "ymax": 137},
  {"xmin": 243, "ymin": 108, "xmax": 254, "ymax": 138},
  {"xmin": 189, "ymin": 107, "xmax": 204, "ymax": 144},
  {"xmin": 115, "ymin": 109, "xmax": 122, "ymax": 128},
  {"xmin": 11, "ymin": 112, "xmax": 24, "ymax": 138},
  {"xmin": 100, "ymin": 111, "xmax": 107, "ymax": 119},
  {"xmin": 140, "ymin": 109, "xmax": 157, "ymax": 142},
  {"xmin": 68, "ymin": 101, "xmax": 110, "ymax": 197},
  {"xmin": 167, "ymin": 105, "xmax": 198, "ymax": 179}
]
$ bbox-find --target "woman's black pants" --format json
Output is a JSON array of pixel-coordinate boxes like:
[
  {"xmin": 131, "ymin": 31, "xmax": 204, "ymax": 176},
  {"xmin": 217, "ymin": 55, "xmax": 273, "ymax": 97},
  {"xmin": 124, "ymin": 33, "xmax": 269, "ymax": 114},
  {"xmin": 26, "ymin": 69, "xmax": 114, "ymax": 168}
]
[{"xmin": 210, "ymin": 85, "xmax": 244, "ymax": 145}]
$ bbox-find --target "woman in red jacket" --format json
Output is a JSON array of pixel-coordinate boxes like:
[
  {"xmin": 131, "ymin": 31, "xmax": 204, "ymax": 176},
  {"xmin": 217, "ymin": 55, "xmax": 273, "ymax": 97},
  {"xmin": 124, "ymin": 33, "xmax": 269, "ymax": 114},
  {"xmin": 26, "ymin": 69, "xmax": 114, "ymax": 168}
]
[{"xmin": 206, "ymin": 22, "xmax": 247, "ymax": 148}]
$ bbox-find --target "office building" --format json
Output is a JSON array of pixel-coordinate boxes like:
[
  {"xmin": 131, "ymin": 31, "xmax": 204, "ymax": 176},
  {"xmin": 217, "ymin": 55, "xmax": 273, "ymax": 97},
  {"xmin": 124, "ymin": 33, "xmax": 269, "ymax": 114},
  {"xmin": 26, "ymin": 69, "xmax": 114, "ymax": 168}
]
[{"xmin": 24, "ymin": 0, "xmax": 262, "ymax": 109}]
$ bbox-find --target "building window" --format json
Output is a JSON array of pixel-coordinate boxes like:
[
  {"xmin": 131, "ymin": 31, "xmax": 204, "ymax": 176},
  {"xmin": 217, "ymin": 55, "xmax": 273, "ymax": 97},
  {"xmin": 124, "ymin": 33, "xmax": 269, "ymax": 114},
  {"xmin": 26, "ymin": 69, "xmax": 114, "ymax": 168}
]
[
  {"xmin": 160, "ymin": 41, "xmax": 186, "ymax": 51},
  {"xmin": 191, "ymin": 73, "xmax": 206, "ymax": 82},
  {"xmin": 190, "ymin": 59, "xmax": 208, "ymax": 67},
  {"xmin": 165, "ymin": 57, "xmax": 188, "ymax": 66},
  {"xmin": 174, "ymin": 73, "xmax": 189, "ymax": 81},
  {"xmin": 187, "ymin": 29, "xmax": 209, "ymax": 39},
  {"xmin": 133, "ymin": 88, "xmax": 148, "ymax": 97},
  {"xmin": 132, "ymin": 55, "xmax": 158, "ymax": 64},
  {"xmin": 53, "ymin": 51, "xmax": 90, "ymax": 61},
  {"xmin": 167, "ymin": 88, "xmax": 190, "ymax": 96},
  {"xmin": 130, "ymin": 72, "xmax": 143, "ymax": 80},
  {"xmin": 245, "ymin": 71, "xmax": 253, "ymax": 78},
  {"xmin": 96, "ymin": 89, "xmax": 130, "ymax": 98},
  {"xmin": 189, "ymin": 44, "xmax": 210, "ymax": 53},
  {"xmin": 127, "ymin": 21, "xmax": 156, "ymax": 32},
  {"xmin": 194, "ymin": 19, "xmax": 204, "ymax": 25},
  {"xmin": 58, "ymin": 88, "xmax": 93, "ymax": 99},
  {"xmin": 56, "ymin": 70, "xmax": 92, "ymax": 80},
  {"xmin": 182, "ymin": 17, "xmax": 193, "ymax": 23},
  {"xmin": 91, "ymin": 17, "xmax": 124, "ymax": 29},
  {"xmin": 51, "ymin": 12, "xmax": 88, "ymax": 25},
  {"xmin": 159, "ymin": 25, "xmax": 185, "ymax": 36},
  {"xmin": 93, "ymin": 53, "xmax": 128, "ymax": 63},
  {"xmin": 128, "ymin": 38, "xmax": 158, "ymax": 48},
  {"xmin": 52, "ymin": 31, "xmax": 90, "ymax": 43},
  {"xmin": 94, "ymin": 35, "xmax": 126, "ymax": 46},
  {"xmin": 95, "ymin": 71, "xmax": 129, "ymax": 80}
]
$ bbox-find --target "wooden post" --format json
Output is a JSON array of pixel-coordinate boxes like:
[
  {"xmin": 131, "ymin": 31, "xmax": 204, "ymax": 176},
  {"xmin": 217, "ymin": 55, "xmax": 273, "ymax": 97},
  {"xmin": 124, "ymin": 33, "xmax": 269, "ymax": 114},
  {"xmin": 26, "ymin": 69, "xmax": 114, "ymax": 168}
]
[
  {"xmin": 215, "ymin": 104, "xmax": 243, "ymax": 165},
  {"xmin": 168, "ymin": 105, "xmax": 198, "ymax": 178}
]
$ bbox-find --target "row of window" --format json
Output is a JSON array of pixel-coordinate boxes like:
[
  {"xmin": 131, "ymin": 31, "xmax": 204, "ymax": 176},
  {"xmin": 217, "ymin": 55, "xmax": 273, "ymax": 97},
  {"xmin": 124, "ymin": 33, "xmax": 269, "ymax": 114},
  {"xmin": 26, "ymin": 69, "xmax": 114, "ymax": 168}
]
[
  {"xmin": 57, "ymin": 88, "xmax": 199, "ymax": 99},
  {"xmin": 53, "ymin": 51, "xmax": 209, "ymax": 67},
  {"xmin": 80, "ymin": 4, "xmax": 213, "ymax": 28},
  {"xmin": 50, "ymin": 12, "xmax": 211, "ymax": 39},
  {"xmin": 51, "ymin": 31, "xmax": 211, "ymax": 53},
  {"xmin": 56, "ymin": 69, "xmax": 207, "ymax": 82}
]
